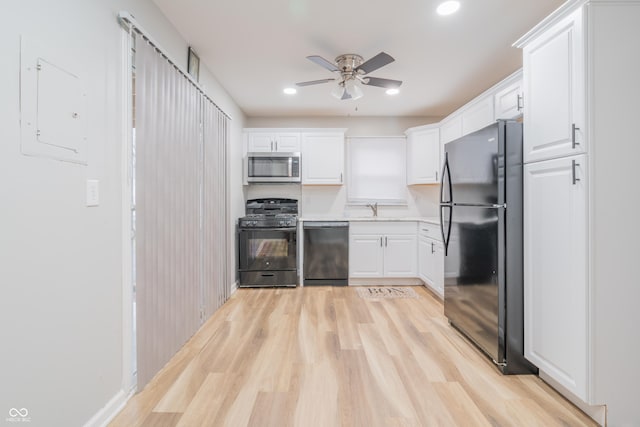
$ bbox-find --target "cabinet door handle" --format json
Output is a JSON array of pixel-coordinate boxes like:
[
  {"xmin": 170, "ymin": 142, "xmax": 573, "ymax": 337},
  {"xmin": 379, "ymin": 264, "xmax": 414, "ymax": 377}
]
[
  {"xmin": 385, "ymin": 236, "xmax": 388, "ymax": 247},
  {"xmin": 380, "ymin": 237, "xmax": 383, "ymax": 247},
  {"xmin": 517, "ymin": 94, "xmax": 524, "ymax": 111},
  {"xmin": 572, "ymin": 159, "xmax": 580, "ymax": 185},
  {"xmin": 435, "ymin": 171, "xmax": 438, "ymax": 181},
  {"xmin": 572, "ymin": 124, "xmax": 580, "ymax": 149},
  {"xmin": 275, "ymin": 141, "xmax": 278, "ymax": 151},
  {"xmin": 431, "ymin": 242, "xmax": 435, "ymax": 254},
  {"xmin": 340, "ymin": 172, "xmax": 343, "ymax": 183},
  {"xmin": 271, "ymin": 141, "xmax": 274, "ymax": 151}
]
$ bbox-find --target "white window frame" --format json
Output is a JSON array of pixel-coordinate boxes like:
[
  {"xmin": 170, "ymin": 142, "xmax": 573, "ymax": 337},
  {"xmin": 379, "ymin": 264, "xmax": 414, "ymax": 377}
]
[{"xmin": 347, "ymin": 136, "xmax": 408, "ymax": 205}]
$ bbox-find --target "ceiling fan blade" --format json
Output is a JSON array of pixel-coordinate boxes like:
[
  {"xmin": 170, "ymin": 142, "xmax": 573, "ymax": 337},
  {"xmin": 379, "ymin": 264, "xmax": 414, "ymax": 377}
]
[
  {"xmin": 363, "ymin": 77, "xmax": 403, "ymax": 89},
  {"xmin": 306, "ymin": 55, "xmax": 339, "ymax": 72},
  {"xmin": 356, "ymin": 52, "xmax": 395, "ymax": 75},
  {"xmin": 296, "ymin": 78, "xmax": 336, "ymax": 87}
]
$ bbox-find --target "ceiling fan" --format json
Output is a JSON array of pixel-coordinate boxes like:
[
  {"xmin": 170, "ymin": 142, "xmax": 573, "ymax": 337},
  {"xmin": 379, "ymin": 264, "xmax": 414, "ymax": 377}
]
[{"xmin": 296, "ymin": 52, "xmax": 403, "ymax": 100}]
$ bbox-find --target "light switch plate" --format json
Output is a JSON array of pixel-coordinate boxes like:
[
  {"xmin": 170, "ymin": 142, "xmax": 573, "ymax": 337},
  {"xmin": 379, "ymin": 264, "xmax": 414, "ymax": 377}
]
[{"xmin": 86, "ymin": 179, "xmax": 99, "ymax": 207}]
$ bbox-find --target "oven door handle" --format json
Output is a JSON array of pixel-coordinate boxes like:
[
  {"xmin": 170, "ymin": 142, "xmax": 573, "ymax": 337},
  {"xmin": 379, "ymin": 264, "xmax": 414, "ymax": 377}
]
[{"xmin": 239, "ymin": 227, "xmax": 297, "ymax": 232}]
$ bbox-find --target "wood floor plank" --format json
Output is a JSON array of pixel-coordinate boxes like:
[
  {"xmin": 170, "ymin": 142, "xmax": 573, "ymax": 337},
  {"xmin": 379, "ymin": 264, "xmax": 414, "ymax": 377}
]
[
  {"xmin": 175, "ymin": 373, "xmax": 226, "ymax": 427},
  {"xmin": 110, "ymin": 286, "xmax": 600, "ymax": 427},
  {"xmin": 433, "ymin": 382, "xmax": 493, "ymax": 427},
  {"xmin": 358, "ymin": 323, "xmax": 420, "ymax": 422},
  {"xmin": 334, "ymin": 297, "xmax": 362, "ymax": 350},
  {"xmin": 139, "ymin": 412, "xmax": 182, "ymax": 427}
]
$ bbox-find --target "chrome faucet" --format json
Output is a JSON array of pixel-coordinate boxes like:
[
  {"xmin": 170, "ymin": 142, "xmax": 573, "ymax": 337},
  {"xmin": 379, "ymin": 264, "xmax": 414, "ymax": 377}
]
[{"xmin": 366, "ymin": 202, "xmax": 378, "ymax": 217}]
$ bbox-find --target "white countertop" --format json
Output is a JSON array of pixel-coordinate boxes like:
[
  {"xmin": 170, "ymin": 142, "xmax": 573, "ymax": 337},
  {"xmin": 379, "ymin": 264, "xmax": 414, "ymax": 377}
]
[{"xmin": 299, "ymin": 216, "xmax": 440, "ymax": 225}]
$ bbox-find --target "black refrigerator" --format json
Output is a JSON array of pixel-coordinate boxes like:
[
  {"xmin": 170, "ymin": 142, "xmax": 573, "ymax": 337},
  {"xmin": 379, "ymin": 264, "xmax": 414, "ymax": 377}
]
[{"xmin": 439, "ymin": 119, "xmax": 536, "ymax": 375}]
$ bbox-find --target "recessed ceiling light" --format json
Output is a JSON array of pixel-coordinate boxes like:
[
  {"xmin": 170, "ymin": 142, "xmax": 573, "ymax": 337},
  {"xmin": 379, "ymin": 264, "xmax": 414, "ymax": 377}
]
[
  {"xmin": 386, "ymin": 88, "xmax": 400, "ymax": 95},
  {"xmin": 283, "ymin": 87, "xmax": 297, "ymax": 95},
  {"xmin": 437, "ymin": 1, "xmax": 460, "ymax": 16}
]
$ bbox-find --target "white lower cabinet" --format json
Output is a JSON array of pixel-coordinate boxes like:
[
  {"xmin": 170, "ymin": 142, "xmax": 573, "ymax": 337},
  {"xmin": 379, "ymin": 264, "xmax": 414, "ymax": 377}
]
[
  {"xmin": 384, "ymin": 234, "xmax": 418, "ymax": 277},
  {"xmin": 418, "ymin": 223, "xmax": 444, "ymax": 297},
  {"xmin": 524, "ymin": 154, "xmax": 588, "ymax": 400},
  {"xmin": 349, "ymin": 234, "xmax": 384, "ymax": 277},
  {"xmin": 349, "ymin": 222, "xmax": 417, "ymax": 278}
]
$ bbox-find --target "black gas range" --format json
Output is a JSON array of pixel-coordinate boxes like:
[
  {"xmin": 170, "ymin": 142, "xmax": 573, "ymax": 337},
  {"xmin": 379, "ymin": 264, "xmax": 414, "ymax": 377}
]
[{"xmin": 237, "ymin": 198, "xmax": 298, "ymax": 287}]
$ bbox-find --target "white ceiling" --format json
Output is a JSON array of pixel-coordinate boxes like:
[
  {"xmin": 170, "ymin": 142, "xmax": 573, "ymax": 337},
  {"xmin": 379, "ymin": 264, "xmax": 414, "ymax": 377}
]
[{"xmin": 152, "ymin": 0, "xmax": 564, "ymax": 118}]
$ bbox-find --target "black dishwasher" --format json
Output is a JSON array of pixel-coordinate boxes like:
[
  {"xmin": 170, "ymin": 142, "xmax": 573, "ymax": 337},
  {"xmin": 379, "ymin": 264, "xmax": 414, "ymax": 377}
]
[{"xmin": 303, "ymin": 221, "xmax": 349, "ymax": 286}]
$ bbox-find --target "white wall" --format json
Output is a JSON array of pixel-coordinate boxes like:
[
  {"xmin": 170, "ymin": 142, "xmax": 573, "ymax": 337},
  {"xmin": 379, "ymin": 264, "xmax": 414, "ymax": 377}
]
[
  {"xmin": 245, "ymin": 116, "xmax": 442, "ymax": 219},
  {"xmin": 0, "ymin": 1, "xmax": 245, "ymax": 426},
  {"xmin": 246, "ymin": 116, "xmax": 439, "ymax": 137}
]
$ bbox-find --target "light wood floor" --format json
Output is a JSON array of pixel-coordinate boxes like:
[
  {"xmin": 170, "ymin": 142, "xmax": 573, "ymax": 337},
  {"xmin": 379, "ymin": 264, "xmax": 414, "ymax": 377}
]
[{"xmin": 110, "ymin": 286, "xmax": 596, "ymax": 427}]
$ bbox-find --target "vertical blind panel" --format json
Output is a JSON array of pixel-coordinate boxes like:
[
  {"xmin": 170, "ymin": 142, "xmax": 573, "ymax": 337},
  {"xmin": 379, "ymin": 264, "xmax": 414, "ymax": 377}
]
[
  {"xmin": 135, "ymin": 35, "xmax": 202, "ymax": 389},
  {"xmin": 202, "ymin": 101, "xmax": 227, "ymax": 317}
]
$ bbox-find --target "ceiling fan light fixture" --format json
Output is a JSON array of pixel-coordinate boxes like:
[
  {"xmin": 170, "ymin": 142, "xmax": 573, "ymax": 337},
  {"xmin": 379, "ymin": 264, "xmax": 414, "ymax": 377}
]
[
  {"xmin": 344, "ymin": 79, "xmax": 363, "ymax": 100},
  {"xmin": 283, "ymin": 87, "xmax": 297, "ymax": 95},
  {"xmin": 386, "ymin": 88, "xmax": 400, "ymax": 95},
  {"xmin": 331, "ymin": 82, "xmax": 346, "ymax": 100},
  {"xmin": 437, "ymin": 1, "xmax": 460, "ymax": 16},
  {"xmin": 331, "ymin": 79, "xmax": 363, "ymax": 101}
]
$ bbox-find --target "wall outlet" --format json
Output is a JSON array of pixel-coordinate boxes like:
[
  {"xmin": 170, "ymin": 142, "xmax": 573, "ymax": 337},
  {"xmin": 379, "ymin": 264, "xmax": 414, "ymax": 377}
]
[{"xmin": 86, "ymin": 179, "xmax": 99, "ymax": 207}]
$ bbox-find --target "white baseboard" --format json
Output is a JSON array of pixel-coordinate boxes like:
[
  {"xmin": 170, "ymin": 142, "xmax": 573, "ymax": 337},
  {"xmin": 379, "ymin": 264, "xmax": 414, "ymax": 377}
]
[
  {"xmin": 83, "ymin": 388, "xmax": 134, "ymax": 427},
  {"xmin": 230, "ymin": 280, "xmax": 238, "ymax": 295},
  {"xmin": 538, "ymin": 370, "xmax": 606, "ymax": 426}
]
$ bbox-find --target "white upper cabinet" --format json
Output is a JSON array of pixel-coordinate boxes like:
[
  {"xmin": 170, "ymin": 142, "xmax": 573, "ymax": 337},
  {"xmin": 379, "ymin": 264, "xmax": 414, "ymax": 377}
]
[
  {"xmin": 440, "ymin": 114, "xmax": 462, "ymax": 145},
  {"xmin": 301, "ymin": 132, "xmax": 345, "ymax": 185},
  {"xmin": 406, "ymin": 125, "xmax": 440, "ymax": 185},
  {"xmin": 247, "ymin": 131, "xmax": 301, "ymax": 152},
  {"xmin": 522, "ymin": 8, "xmax": 584, "ymax": 163},
  {"xmin": 524, "ymin": 154, "xmax": 588, "ymax": 400},
  {"xmin": 274, "ymin": 133, "xmax": 301, "ymax": 152},
  {"xmin": 461, "ymin": 96, "xmax": 494, "ymax": 136},
  {"xmin": 438, "ymin": 69, "xmax": 522, "ymax": 147},
  {"xmin": 494, "ymin": 78, "xmax": 523, "ymax": 119}
]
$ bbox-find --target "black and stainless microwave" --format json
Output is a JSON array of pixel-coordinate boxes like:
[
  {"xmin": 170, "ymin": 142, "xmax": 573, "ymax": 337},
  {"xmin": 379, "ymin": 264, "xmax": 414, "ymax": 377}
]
[{"xmin": 246, "ymin": 152, "xmax": 301, "ymax": 183}]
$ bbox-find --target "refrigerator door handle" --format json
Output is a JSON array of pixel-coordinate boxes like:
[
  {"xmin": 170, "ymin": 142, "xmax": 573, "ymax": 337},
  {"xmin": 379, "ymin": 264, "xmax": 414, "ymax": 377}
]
[
  {"xmin": 439, "ymin": 204, "xmax": 453, "ymax": 256},
  {"xmin": 439, "ymin": 152, "xmax": 452, "ymax": 204}
]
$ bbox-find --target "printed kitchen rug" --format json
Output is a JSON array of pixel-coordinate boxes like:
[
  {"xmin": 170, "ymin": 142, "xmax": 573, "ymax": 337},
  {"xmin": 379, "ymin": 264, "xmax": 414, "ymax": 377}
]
[{"xmin": 356, "ymin": 287, "xmax": 419, "ymax": 299}]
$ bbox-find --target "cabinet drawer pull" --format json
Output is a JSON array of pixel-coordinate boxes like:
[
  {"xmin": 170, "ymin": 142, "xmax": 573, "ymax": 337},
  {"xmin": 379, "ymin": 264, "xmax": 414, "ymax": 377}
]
[
  {"xmin": 572, "ymin": 160, "xmax": 580, "ymax": 185},
  {"xmin": 517, "ymin": 94, "xmax": 524, "ymax": 111}
]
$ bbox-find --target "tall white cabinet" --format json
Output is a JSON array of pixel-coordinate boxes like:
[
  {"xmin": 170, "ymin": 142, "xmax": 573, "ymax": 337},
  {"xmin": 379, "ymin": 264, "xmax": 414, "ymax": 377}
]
[
  {"xmin": 524, "ymin": 154, "xmax": 588, "ymax": 398},
  {"xmin": 516, "ymin": 1, "xmax": 640, "ymax": 425}
]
